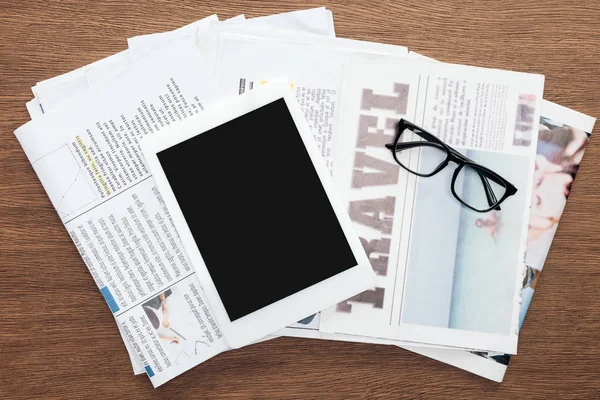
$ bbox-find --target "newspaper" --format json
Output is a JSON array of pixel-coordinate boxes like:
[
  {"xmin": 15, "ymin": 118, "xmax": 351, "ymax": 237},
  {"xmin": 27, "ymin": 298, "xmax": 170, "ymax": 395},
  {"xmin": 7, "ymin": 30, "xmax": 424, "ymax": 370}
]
[
  {"xmin": 18, "ymin": 10, "xmax": 580, "ymax": 384},
  {"xmin": 32, "ymin": 50, "xmax": 132, "ymax": 114},
  {"xmin": 16, "ymin": 42, "xmax": 231, "ymax": 387},
  {"xmin": 22, "ymin": 9, "xmax": 338, "ymax": 374},
  {"xmin": 210, "ymin": 32, "xmax": 545, "ymax": 353},
  {"xmin": 405, "ymin": 99, "xmax": 595, "ymax": 381},
  {"xmin": 318, "ymin": 54, "xmax": 544, "ymax": 354}
]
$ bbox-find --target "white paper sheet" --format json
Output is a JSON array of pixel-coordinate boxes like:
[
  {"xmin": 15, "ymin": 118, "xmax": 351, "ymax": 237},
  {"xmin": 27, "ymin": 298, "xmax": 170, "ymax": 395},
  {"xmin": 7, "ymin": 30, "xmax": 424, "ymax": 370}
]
[
  {"xmin": 210, "ymin": 31, "xmax": 408, "ymax": 171},
  {"xmin": 85, "ymin": 50, "xmax": 132, "ymax": 87},
  {"xmin": 35, "ymin": 9, "xmax": 335, "ymax": 113},
  {"xmin": 16, "ymin": 42, "xmax": 229, "ymax": 388},
  {"xmin": 127, "ymin": 8, "xmax": 335, "ymax": 64},
  {"xmin": 25, "ymin": 98, "xmax": 44, "ymax": 119},
  {"xmin": 243, "ymin": 7, "xmax": 335, "ymax": 37},
  {"xmin": 34, "ymin": 50, "xmax": 132, "ymax": 113},
  {"xmin": 33, "ymin": 15, "xmax": 219, "ymax": 112},
  {"xmin": 127, "ymin": 14, "xmax": 219, "ymax": 62}
]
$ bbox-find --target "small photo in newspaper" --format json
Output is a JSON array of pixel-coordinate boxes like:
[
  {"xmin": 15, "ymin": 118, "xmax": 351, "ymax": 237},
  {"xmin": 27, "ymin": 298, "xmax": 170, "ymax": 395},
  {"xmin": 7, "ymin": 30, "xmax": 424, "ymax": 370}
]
[
  {"xmin": 401, "ymin": 148, "xmax": 531, "ymax": 336},
  {"xmin": 142, "ymin": 287, "xmax": 212, "ymax": 360},
  {"xmin": 120, "ymin": 275, "xmax": 229, "ymax": 387},
  {"xmin": 520, "ymin": 105, "xmax": 593, "ymax": 326}
]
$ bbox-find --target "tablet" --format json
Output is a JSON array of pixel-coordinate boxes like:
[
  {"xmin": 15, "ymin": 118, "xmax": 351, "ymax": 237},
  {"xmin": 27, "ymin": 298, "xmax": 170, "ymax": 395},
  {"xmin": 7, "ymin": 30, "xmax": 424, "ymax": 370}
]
[{"xmin": 141, "ymin": 82, "xmax": 374, "ymax": 349}]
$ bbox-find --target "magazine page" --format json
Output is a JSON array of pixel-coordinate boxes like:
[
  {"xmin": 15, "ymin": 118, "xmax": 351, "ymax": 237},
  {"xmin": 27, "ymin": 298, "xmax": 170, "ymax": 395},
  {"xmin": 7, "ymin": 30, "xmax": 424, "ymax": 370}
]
[
  {"xmin": 15, "ymin": 42, "xmax": 230, "ymax": 387},
  {"xmin": 318, "ymin": 55, "xmax": 545, "ymax": 354},
  {"xmin": 404, "ymin": 99, "xmax": 595, "ymax": 381}
]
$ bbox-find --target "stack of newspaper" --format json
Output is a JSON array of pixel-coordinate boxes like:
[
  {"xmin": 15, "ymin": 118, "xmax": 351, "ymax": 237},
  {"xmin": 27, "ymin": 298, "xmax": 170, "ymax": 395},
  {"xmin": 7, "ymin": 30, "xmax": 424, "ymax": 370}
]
[{"xmin": 17, "ymin": 8, "xmax": 595, "ymax": 387}]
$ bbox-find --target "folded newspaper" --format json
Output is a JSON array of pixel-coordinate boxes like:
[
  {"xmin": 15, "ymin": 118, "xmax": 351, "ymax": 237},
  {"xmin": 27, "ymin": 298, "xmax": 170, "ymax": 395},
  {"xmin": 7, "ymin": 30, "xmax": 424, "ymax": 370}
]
[{"xmin": 17, "ymin": 7, "xmax": 595, "ymax": 386}]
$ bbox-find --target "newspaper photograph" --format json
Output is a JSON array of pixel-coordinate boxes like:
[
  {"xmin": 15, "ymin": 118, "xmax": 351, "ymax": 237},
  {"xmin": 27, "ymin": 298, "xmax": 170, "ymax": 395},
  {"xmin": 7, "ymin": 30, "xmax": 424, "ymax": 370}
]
[
  {"xmin": 399, "ymin": 148, "xmax": 530, "ymax": 336},
  {"xmin": 15, "ymin": 41, "xmax": 230, "ymax": 387},
  {"xmin": 406, "ymin": 100, "xmax": 594, "ymax": 381},
  {"xmin": 317, "ymin": 55, "xmax": 545, "ymax": 354}
]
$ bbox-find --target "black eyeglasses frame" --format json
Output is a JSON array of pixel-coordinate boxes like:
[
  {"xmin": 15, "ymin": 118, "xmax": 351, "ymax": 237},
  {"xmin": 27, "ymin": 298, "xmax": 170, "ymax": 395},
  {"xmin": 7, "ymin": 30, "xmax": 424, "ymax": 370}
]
[{"xmin": 385, "ymin": 119, "xmax": 518, "ymax": 213}]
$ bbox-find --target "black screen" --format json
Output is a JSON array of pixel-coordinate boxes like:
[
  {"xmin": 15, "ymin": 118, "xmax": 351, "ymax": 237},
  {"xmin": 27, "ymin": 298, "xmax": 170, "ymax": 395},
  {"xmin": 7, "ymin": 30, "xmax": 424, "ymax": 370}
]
[{"xmin": 157, "ymin": 98, "xmax": 357, "ymax": 321}]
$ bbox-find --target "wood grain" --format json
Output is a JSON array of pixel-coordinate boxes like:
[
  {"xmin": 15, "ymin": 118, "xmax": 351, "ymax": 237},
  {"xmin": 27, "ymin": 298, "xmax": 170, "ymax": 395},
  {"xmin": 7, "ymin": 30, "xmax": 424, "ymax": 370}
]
[{"xmin": 1, "ymin": 1, "xmax": 599, "ymax": 398}]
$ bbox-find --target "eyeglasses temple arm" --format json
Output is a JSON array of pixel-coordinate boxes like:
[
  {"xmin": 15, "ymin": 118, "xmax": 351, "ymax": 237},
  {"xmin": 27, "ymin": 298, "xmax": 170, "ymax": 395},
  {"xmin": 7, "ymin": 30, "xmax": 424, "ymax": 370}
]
[
  {"xmin": 450, "ymin": 148, "xmax": 501, "ymax": 211},
  {"xmin": 386, "ymin": 142, "xmax": 445, "ymax": 151},
  {"xmin": 478, "ymin": 172, "xmax": 501, "ymax": 211}
]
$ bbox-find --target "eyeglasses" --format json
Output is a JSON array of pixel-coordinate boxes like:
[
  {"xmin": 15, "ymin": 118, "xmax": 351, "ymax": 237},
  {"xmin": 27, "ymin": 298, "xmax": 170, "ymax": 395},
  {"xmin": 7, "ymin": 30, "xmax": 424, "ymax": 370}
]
[{"xmin": 385, "ymin": 119, "xmax": 517, "ymax": 213}]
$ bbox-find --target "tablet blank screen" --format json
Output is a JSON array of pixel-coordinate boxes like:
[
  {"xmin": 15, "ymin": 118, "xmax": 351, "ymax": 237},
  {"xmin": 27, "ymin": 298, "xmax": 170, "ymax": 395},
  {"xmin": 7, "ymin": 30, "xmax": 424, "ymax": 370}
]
[{"xmin": 157, "ymin": 98, "xmax": 357, "ymax": 322}]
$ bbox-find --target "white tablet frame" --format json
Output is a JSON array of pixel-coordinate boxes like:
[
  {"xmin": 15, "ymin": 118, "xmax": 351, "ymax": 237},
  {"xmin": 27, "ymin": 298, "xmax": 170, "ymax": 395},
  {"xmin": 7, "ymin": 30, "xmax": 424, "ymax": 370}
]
[{"xmin": 141, "ymin": 82, "xmax": 375, "ymax": 349}]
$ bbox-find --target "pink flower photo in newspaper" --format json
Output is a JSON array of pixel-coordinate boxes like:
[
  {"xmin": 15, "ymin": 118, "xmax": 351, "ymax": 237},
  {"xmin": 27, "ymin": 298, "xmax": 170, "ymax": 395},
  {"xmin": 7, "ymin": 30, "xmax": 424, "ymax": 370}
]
[
  {"xmin": 472, "ymin": 114, "xmax": 592, "ymax": 367},
  {"xmin": 520, "ymin": 117, "xmax": 591, "ymax": 324}
]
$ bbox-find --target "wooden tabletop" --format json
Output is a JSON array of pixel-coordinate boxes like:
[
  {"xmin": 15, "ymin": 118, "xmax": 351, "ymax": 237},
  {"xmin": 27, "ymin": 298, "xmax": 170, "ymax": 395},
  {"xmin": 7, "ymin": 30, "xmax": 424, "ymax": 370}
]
[{"xmin": 1, "ymin": 1, "xmax": 599, "ymax": 398}]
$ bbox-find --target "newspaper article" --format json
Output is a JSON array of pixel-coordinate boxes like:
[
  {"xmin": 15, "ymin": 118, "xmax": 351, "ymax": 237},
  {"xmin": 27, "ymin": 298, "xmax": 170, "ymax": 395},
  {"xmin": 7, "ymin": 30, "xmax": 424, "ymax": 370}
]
[
  {"xmin": 405, "ymin": 100, "xmax": 595, "ymax": 381},
  {"xmin": 15, "ymin": 42, "xmax": 229, "ymax": 387},
  {"xmin": 317, "ymin": 55, "xmax": 545, "ymax": 354}
]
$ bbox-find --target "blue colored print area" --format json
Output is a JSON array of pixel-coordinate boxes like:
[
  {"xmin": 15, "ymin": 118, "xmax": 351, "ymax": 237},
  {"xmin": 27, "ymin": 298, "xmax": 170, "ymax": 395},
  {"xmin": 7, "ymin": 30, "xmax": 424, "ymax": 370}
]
[
  {"xmin": 100, "ymin": 286, "xmax": 120, "ymax": 313},
  {"xmin": 145, "ymin": 365, "xmax": 155, "ymax": 377}
]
